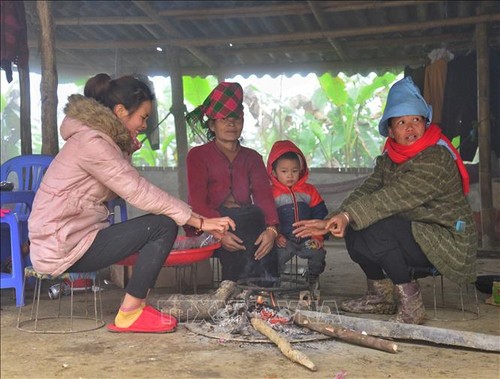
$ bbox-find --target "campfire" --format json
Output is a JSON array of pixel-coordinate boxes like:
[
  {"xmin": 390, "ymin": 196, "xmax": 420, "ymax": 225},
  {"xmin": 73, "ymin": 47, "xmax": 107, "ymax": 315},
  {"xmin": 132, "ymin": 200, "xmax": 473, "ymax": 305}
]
[{"xmin": 160, "ymin": 280, "xmax": 398, "ymax": 372}]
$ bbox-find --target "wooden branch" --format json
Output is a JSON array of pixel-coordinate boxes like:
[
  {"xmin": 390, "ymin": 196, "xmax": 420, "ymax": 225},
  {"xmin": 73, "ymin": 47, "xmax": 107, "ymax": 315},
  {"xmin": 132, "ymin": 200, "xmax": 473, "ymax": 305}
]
[
  {"xmin": 294, "ymin": 313, "xmax": 398, "ymax": 354},
  {"xmin": 250, "ymin": 317, "xmax": 317, "ymax": 372},
  {"xmin": 296, "ymin": 310, "xmax": 500, "ymax": 352},
  {"xmin": 160, "ymin": 280, "xmax": 238, "ymax": 322}
]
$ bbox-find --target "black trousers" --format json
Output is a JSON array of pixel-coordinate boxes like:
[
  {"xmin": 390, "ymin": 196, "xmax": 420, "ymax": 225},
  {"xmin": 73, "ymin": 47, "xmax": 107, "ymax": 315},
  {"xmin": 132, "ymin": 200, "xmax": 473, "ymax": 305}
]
[
  {"xmin": 68, "ymin": 214, "xmax": 178, "ymax": 299},
  {"xmin": 217, "ymin": 205, "xmax": 278, "ymax": 286},
  {"xmin": 344, "ymin": 216, "xmax": 433, "ymax": 284}
]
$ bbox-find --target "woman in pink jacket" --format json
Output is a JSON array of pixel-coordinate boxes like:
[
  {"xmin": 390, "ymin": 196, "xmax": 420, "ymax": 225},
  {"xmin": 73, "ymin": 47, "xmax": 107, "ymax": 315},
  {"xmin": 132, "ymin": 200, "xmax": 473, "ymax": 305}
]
[{"xmin": 28, "ymin": 73, "xmax": 235, "ymax": 333}]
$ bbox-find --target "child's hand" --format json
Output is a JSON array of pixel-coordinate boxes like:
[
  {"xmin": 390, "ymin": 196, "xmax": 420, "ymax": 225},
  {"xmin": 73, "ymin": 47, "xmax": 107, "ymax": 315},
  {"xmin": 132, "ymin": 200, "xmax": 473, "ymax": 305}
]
[
  {"xmin": 312, "ymin": 236, "xmax": 324, "ymax": 249},
  {"xmin": 276, "ymin": 234, "xmax": 287, "ymax": 248}
]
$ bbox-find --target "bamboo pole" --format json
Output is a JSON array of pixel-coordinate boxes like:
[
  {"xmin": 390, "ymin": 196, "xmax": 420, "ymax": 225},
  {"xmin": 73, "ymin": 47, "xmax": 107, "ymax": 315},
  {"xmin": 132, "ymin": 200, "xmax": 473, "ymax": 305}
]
[{"xmin": 250, "ymin": 317, "xmax": 317, "ymax": 372}]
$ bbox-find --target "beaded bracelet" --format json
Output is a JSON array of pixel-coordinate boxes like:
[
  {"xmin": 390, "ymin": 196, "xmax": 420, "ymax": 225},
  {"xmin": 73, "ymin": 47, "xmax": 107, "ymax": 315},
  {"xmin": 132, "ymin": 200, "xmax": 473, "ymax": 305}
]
[{"xmin": 266, "ymin": 226, "xmax": 278, "ymax": 238}]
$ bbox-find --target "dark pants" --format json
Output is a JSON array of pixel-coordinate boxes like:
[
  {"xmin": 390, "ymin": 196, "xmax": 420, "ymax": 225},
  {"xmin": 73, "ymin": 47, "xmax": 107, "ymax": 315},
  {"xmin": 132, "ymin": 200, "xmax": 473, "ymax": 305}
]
[
  {"xmin": 217, "ymin": 205, "xmax": 278, "ymax": 286},
  {"xmin": 277, "ymin": 240, "xmax": 326, "ymax": 277},
  {"xmin": 344, "ymin": 216, "xmax": 433, "ymax": 284},
  {"xmin": 68, "ymin": 214, "xmax": 178, "ymax": 299}
]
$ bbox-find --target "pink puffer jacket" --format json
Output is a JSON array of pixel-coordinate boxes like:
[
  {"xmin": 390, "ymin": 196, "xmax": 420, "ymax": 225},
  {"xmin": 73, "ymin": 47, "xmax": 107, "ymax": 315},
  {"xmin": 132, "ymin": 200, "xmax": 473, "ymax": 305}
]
[{"xmin": 28, "ymin": 95, "xmax": 191, "ymax": 276}]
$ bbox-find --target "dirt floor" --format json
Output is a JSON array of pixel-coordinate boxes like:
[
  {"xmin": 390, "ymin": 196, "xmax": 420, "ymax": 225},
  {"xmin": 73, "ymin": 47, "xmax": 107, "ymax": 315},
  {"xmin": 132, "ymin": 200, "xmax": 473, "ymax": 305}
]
[{"xmin": 1, "ymin": 240, "xmax": 499, "ymax": 379}]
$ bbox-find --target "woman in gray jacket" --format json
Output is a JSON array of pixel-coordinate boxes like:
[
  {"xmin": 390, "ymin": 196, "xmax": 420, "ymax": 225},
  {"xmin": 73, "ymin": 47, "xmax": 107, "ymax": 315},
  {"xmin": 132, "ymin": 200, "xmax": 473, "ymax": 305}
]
[
  {"xmin": 293, "ymin": 77, "xmax": 476, "ymax": 324},
  {"xmin": 29, "ymin": 73, "xmax": 235, "ymax": 333}
]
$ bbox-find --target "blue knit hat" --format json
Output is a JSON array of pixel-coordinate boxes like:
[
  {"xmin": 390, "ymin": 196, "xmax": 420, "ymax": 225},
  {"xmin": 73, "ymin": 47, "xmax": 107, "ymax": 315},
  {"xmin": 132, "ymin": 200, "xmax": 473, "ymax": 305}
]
[{"xmin": 378, "ymin": 76, "xmax": 433, "ymax": 137}]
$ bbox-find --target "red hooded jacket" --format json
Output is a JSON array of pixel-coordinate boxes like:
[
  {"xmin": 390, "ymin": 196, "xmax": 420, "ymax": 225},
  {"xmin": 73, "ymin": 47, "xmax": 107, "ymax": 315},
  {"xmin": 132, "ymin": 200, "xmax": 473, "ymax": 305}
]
[{"xmin": 266, "ymin": 140, "xmax": 328, "ymax": 240}]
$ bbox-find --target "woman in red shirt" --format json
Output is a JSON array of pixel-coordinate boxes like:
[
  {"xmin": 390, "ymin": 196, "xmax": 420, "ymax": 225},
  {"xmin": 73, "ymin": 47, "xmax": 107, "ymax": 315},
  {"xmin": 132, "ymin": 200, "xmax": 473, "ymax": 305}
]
[{"xmin": 185, "ymin": 82, "xmax": 279, "ymax": 286}]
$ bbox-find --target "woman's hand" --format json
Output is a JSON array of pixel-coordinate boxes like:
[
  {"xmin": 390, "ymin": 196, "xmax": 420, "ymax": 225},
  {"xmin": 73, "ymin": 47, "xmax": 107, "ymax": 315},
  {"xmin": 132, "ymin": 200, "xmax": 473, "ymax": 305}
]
[
  {"xmin": 293, "ymin": 213, "xmax": 350, "ymax": 239},
  {"xmin": 188, "ymin": 215, "xmax": 236, "ymax": 240},
  {"xmin": 254, "ymin": 228, "xmax": 276, "ymax": 260},
  {"xmin": 327, "ymin": 213, "xmax": 350, "ymax": 238},
  {"xmin": 293, "ymin": 219, "xmax": 330, "ymax": 238},
  {"xmin": 220, "ymin": 231, "xmax": 245, "ymax": 252}
]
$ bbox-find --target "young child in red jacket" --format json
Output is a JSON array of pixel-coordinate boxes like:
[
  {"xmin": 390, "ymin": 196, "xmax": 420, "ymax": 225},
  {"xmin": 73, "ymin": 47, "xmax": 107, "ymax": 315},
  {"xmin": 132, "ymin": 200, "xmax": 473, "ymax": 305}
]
[{"xmin": 267, "ymin": 140, "xmax": 329, "ymax": 288}]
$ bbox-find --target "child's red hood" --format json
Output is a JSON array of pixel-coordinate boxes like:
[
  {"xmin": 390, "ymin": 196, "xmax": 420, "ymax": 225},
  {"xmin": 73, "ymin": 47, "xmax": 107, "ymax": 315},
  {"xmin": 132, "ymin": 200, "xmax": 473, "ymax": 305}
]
[{"xmin": 266, "ymin": 140, "xmax": 309, "ymax": 189}]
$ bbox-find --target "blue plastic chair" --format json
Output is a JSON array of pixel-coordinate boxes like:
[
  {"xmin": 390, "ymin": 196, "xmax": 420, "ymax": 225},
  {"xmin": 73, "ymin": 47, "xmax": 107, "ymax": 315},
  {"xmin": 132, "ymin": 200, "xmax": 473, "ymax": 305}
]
[
  {"xmin": 106, "ymin": 197, "xmax": 128, "ymax": 224},
  {"xmin": 1, "ymin": 154, "xmax": 54, "ymax": 301},
  {"xmin": 0, "ymin": 212, "xmax": 25, "ymax": 306},
  {"xmin": 0, "ymin": 154, "xmax": 54, "ymax": 221}
]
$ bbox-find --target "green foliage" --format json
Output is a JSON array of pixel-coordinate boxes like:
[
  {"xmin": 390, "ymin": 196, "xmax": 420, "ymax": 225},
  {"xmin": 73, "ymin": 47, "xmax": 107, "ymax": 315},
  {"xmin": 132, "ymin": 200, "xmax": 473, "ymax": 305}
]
[
  {"xmin": 2, "ymin": 72, "xmax": 402, "ymax": 168},
  {"xmin": 183, "ymin": 76, "xmax": 218, "ymax": 109},
  {"xmin": 1, "ymin": 81, "xmax": 21, "ymax": 164}
]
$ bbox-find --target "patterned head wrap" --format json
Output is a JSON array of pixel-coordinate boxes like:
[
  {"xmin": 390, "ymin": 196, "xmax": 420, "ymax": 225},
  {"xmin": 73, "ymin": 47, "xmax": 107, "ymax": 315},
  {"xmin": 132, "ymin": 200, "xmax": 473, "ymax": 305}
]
[
  {"xmin": 185, "ymin": 82, "xmax": 244, "ymax": 140},
  {"xmin": 378, "ymin": 76, "xmax": 433, "ymax": 137}
]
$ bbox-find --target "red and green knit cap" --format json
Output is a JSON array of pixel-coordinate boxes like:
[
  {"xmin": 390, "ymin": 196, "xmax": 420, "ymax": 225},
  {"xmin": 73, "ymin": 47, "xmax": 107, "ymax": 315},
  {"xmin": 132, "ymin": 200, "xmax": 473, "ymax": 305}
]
[{"xmin": 185, "ymin": 82, "xmax": 244, "ymax": 131}]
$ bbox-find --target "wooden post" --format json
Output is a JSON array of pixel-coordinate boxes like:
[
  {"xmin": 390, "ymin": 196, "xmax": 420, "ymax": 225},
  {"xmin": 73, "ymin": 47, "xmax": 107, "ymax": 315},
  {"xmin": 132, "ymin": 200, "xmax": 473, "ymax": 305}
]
[
  {"xmin": 168, "ymin": 47, "xmax": 188, "ymax": 201},
  {"xmin": 36, "ymin": 0, "xmax": 59, "ymax": 156},
  {"xmin": 476, "ymin": 5, "xmax": 494, "ymax": 248},
  {"xmin": 18, "ymin": 66, "xmax": 32, "ymax": 155}
]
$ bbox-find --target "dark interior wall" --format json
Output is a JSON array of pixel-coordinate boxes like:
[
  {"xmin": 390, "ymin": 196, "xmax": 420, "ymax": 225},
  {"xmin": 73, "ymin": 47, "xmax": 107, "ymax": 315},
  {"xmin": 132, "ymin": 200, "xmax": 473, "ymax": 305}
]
[{"xmin": 405, "ymin": 49, "xmax": 500, "ymax": 162}]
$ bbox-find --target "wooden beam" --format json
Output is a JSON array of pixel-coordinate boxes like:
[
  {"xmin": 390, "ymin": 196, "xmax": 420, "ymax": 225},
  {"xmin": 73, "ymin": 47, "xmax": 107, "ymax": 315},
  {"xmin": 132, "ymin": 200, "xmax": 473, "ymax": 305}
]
[
  {"xmin": 19, "ymin": 66, "xmax": 32, "ymax": 155},
  {"xmin": 53, "ymin": 16, "xmax": 154, "ymax": 26},
  {"xmin": 307, "ymin": 0, "xmax": 347, "ymax": 61},
  {"xmin": 36, "ymin": 0, "xmax": 59, "ymax": 156},
  {"xmin": 170, "ymin": 14, "xmax": 500, "ymax": 47},
  {"xmin": 476, "ymin": 4, "xmax": 495, "ymax": 248},
  {"xmin": 41, "ymin": 1, "xmax": 436, "ymax": 26},
  {"xmin": 168, "ymin": 48, "xmax": 188, "ymax": 201},
  {"xmin": 157, "ymin": 1, "xmax": 438, "ymax": 20},
  {"xmin": 132, "ymin": 0, "xmax": 216, "ymax": 69},
  {"xmin": 29, "ymin": 13, "xmax": 499, "ymax": 50}
]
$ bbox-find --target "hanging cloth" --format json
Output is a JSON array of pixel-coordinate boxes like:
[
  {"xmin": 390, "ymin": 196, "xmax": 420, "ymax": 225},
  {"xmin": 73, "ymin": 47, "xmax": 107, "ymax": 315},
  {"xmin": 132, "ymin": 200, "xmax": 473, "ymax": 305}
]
[{"xmin": 0, "ymin": 1, "xmax": 29, "ymax": 83}]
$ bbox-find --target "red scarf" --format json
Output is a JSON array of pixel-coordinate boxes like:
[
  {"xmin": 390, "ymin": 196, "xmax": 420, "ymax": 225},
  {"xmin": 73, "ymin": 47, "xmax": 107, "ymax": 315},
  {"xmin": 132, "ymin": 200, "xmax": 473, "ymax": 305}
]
[{"xmin": 383, "ymin": 124, "xmax": 470, "ymax": 194}]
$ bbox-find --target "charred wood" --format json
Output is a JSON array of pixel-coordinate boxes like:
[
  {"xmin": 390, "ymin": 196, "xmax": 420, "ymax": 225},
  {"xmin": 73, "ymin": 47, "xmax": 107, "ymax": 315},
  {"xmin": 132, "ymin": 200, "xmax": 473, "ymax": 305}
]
[{"xmin": 294, "ymin": 313, "xmax": 398, "ymax": 353}]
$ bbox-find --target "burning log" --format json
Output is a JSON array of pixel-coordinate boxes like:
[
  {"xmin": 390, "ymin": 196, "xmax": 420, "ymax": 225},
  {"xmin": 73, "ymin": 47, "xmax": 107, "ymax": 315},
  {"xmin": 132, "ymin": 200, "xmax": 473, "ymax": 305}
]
[
  {"xmin": 297, "ymin": 310, "xmax": 500, "ymax": 352},
  {"xmin": 250, "ymin": 317, "xmax": 317, "ymax": 372},
  {"xmin": 294, "ymin": 313, "xmax": 398, "ymax": 353},
  {"xmin": 160, "ymin": 280, "xmax": 239, "ymax": 322}
]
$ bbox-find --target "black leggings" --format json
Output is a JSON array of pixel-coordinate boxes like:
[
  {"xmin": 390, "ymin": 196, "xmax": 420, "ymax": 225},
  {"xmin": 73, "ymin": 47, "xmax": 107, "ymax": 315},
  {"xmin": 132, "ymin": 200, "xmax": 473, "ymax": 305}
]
[
  {"xmin": 68, "ymin": 214, "xmax": 178, "ymax": 299},
  {"xmin": 344, "ymin": 216, "xmax": 433, "ymax": 284}
]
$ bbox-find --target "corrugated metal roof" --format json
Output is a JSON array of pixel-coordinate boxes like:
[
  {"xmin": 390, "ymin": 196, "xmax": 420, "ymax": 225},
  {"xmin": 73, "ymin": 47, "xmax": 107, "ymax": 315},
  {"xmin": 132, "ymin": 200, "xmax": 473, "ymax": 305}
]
[{"xmin": 24, "ymin": 1, "xmax": 500, "ymax": 79}]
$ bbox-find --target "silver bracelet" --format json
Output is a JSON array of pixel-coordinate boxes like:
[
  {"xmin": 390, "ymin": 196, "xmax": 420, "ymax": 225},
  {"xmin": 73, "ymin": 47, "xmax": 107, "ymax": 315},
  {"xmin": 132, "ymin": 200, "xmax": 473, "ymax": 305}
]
[{"xmin": 341, "ymin": 212, "xmax": 350, "ymax": 224}]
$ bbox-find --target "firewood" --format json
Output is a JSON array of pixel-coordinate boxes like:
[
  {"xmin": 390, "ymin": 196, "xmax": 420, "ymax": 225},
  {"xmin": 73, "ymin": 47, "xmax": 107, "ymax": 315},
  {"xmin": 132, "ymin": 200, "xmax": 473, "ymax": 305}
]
[
  {"xmin": 160, "ymin": 280, "xmax": 238, "ymax": 321},
  {"xmin": 294, "ymin": 313, "xmax": 398, "ymax": 353},
  {"xmin": 250, "ymin": 317, "xmax": 317, "ymax": 372},
  {"xmin": 297, "ymin": 310, "xmax": 500, "ymax": 352}
]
